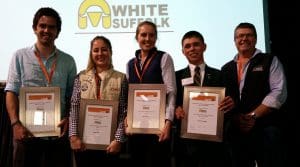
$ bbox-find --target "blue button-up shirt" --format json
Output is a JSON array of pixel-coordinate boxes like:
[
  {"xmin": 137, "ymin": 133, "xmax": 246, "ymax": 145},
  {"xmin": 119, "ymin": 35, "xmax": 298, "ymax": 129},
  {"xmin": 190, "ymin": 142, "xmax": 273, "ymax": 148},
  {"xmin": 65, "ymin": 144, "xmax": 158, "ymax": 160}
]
[{"xmin": 5, "ymin": 45, "xmax": 77, "ymax": 118}]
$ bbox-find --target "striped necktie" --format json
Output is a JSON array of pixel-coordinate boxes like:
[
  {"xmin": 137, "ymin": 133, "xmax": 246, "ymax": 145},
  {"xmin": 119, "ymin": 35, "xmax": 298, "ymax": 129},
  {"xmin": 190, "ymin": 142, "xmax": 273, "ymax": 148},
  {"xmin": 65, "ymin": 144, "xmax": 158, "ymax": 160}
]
[{"xmin": 194, "ymin": 66, "xmax": 201, "ymax": 86}]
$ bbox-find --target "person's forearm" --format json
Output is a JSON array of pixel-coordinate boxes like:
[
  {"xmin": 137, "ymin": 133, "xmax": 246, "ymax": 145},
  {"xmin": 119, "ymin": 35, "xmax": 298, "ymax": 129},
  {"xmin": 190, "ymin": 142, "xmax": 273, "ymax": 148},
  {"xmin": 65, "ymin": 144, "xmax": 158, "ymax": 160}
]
[
  {"xmin": 6, "ymin": 91, "xmax": 19, "ymax": 124},
  {"xmin": 251, "ymin": 104, "xmax": 272, "ymax": 118}
]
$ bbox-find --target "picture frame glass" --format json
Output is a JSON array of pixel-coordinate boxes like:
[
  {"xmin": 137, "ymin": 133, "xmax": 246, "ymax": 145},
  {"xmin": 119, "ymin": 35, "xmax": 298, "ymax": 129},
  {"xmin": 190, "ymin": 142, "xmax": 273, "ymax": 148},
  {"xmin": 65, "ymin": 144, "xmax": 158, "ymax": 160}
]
[
  {"xmin": 127, "ymin": 84, "xmax": 166, "ymax": 134},
  {"xmin": 79, "ymin": 99, "xmax": 119, "ymax": 150},
  {"xmin": 181, "ymin": 86, "xmax": 225, "ymax": 142},
  {"xmin": 19, "ymin": 87, "xmax": 61, "ymax": 137}
]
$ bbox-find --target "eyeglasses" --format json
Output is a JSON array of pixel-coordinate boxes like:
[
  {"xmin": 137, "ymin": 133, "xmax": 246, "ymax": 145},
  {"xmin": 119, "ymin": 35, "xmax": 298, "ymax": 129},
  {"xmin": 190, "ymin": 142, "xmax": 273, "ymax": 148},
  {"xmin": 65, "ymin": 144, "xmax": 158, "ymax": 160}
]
[{"xmin": 235, "ymin": 33, "xmax": 255, "ymax": 39}]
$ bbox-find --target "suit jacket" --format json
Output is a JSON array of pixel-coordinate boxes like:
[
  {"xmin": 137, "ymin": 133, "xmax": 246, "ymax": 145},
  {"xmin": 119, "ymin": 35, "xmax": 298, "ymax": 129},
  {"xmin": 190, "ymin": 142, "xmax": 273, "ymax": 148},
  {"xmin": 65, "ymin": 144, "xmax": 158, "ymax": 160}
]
[
  {"xmin": 173, "ymin": 64, "xmax": 225, "ymax": 158},
  {"xmin": 175, "ymin": 65, "xmax": 222, "ymax": 107}
]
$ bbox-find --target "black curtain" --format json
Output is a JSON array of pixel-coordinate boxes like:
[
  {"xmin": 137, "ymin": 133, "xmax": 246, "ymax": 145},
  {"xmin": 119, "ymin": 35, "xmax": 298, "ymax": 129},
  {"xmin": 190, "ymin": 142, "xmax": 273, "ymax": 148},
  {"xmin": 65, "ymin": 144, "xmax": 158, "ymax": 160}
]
[{"xmin": 0, "ymin": 83, "xmax": 13, "ymax": 167}]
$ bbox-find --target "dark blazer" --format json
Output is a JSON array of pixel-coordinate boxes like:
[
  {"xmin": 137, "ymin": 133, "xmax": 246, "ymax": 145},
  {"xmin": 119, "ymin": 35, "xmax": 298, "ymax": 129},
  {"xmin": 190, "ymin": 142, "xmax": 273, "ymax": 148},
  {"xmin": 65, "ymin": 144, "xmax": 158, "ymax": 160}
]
[
  {"xmin": 173, "ymin": 64, "xmax": 227, "ymax": 167},
  {"xmin": 175, "ymin": 65, "xmax": 222, "ymax": 107}
]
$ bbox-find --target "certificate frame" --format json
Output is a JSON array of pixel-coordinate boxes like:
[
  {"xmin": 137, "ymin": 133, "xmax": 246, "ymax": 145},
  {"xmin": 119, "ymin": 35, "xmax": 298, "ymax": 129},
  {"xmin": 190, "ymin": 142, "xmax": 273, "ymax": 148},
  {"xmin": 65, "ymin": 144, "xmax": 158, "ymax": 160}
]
[
  {"xmin": 181, "ymin": 86, "xmax": 225, "ymax": 142},
  {"xmin": 19, "ymin": 87, "xmax": 61, "ymax": 137},
  {"xmin": 79, "ymin": 99, "xmax": 119, "ymax": 150},
  {"xmin": 127, "ymin": 84, "xmax": 166, "ymax": 134}
]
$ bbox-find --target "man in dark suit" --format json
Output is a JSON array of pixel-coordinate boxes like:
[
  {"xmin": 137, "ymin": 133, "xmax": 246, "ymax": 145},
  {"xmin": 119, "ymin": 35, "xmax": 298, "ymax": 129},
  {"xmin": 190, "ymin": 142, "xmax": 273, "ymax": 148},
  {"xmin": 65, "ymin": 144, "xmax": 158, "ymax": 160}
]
[{"xmin": 174, "ymin": 31, "xmax": 234, "ymax": 167}]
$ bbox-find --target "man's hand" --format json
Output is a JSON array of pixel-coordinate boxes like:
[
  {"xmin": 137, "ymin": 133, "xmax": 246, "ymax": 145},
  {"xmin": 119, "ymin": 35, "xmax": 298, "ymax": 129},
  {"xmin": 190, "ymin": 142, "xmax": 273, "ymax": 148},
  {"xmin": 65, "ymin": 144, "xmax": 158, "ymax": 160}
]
[
  {"xmin": 234, "ymin": 113, "xmax": 256, "ymax": 134},
  {"xmin": 13, "ymin": 123, "xmax": 34, "ymax": 140}
]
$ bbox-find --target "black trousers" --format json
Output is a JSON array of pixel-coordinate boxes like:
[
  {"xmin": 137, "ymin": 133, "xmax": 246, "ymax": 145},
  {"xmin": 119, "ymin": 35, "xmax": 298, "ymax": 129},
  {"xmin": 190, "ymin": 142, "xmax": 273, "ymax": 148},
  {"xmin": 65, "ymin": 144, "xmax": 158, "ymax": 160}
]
[
  {"xmin": 13, "ymin": 137, "xmax": 71, "ymax": 167},
  {"xmin": 127, "ymin": 134, "xmax": 172, "ymax": 167}
]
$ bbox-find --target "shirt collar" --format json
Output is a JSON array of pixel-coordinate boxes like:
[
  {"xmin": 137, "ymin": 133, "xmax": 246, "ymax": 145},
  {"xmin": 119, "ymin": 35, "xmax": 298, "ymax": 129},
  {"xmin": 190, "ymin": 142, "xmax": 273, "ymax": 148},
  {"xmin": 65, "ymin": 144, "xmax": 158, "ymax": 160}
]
[
  {"xmin": 233, "ymin": 48, "xmax": 262, "ymax": 62},
  {"xmin": 189, "ymin": 63, "xmax": 206, "ymax": 72}
]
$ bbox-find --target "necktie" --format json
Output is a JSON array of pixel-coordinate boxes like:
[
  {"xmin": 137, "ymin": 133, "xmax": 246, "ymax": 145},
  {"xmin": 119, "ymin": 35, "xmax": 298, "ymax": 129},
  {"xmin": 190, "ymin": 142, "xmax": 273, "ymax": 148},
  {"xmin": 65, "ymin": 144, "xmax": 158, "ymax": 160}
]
[{"xmin": 194, "ymin": 66, "xmax": 201, "ymax": 86}]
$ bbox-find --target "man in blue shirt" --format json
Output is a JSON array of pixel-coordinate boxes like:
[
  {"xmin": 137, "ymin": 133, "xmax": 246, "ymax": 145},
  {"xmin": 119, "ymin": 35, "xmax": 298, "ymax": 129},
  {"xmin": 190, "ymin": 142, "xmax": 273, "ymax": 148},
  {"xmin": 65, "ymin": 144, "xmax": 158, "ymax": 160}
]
[
  {"xmin": 5, "ymin": 7, "xmax": 77, "ymax": 167},
  {"xmin": 221, "ymin": 22, "xmax": 287, "ymax": 167}
]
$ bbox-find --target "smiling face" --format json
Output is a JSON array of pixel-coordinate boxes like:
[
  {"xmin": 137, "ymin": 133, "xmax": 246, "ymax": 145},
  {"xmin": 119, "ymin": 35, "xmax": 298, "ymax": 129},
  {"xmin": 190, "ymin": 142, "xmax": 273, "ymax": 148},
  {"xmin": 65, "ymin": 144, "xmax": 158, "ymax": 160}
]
[
  {"xmin": 91, "ymin": 38, "xmax": 112, "ymax": 70},
  {"xmin": 33, "ymin": 16, "xmax": 58, "ymax": 46},
  {"xmin": 234, "ymin": 27, "xmax": 257, "ymax": 56},
  {"xmin": 136, "ymin": 22, "xmax": 157, "ymax": 54},
  {"xmin": 182, "ymin": 37, "xmax": 206, "ymax": 65}
]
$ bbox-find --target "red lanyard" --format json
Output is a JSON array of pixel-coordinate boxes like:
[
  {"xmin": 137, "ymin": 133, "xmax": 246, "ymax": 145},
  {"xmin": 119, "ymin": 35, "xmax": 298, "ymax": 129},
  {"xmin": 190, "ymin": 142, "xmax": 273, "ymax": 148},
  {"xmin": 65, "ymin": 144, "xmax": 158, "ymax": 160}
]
[
  {"xmin": 134, "ymin": 52, "xmax": 156, "ymax": 82},
  {"xmin": 35, "ymin": 50, "xmax": 58, "ymax": 86}
]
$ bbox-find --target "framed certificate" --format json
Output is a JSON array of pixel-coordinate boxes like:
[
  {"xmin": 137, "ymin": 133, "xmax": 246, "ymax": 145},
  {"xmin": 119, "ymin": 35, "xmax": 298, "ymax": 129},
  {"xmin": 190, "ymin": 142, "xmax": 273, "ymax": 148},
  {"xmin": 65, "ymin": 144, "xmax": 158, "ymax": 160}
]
[
  {"xmin": 127, "ymin": 84, "xmax": 166, "ymax": 134},
  {"xmin": 19, "ymin": 87, "xmax": 61, "ymax": 137},
  {"xmin": 79, "ymin": 99, "xmax": 119, "ymax": 150},
  {"xmin": 181, "ymin": 86, "xmax": 225, "ymax": 142}
]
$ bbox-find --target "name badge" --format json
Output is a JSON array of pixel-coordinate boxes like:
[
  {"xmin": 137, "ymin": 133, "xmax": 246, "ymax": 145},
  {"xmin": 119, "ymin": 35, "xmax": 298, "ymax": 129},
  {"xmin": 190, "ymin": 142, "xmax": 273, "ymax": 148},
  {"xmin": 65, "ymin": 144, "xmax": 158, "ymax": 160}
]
[{"xmin": 181, "ymin": 77, "xmax": 193, "ymax": 86}]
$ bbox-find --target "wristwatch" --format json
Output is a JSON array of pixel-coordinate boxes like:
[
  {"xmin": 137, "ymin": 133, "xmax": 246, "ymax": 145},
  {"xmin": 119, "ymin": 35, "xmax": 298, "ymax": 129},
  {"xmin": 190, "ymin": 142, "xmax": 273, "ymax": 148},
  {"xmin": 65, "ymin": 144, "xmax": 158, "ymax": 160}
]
[{"xmin": 250, "ymin": 112, "xmax": 257, "ymax": 120}]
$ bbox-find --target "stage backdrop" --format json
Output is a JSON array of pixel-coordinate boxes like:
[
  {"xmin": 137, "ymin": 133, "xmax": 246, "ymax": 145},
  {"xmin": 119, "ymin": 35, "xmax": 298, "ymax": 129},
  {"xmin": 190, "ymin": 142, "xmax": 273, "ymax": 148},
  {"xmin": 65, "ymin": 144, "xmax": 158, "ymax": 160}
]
[{"xmin": 0, "ymin": 0, "xmax": 268, "ymax": 81}]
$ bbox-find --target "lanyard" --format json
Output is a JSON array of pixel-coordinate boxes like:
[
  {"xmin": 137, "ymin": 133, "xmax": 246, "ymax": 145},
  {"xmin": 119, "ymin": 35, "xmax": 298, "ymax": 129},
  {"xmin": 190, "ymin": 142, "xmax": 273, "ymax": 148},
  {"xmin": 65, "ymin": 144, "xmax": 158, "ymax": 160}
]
[
  {"xmin": 134, "ymin": 51, "xmax": 156, "ymax": 82},
  {"xmin": 35, "ymin": 50, "xmax": 58, "ymax": 86},
  {"xmin": 95, "ymin": 73, "xmax": 101, "ymax": 99}
]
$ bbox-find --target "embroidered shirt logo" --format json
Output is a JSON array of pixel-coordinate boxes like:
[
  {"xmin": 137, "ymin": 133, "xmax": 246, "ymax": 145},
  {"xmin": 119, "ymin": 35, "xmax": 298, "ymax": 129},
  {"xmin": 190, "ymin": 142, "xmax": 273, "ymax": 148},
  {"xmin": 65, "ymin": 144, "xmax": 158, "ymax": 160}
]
[{"xmin": 252, "ymin": 66, "xmax": 263, "ymax": 71}]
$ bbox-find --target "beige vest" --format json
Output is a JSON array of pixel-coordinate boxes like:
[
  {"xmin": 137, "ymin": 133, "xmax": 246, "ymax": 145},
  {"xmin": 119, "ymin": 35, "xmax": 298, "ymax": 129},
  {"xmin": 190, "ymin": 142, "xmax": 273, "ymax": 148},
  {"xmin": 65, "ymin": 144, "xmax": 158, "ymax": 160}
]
[{"xmin": 79, "ymin": 68, "xmax": 125, "ymax": 100}]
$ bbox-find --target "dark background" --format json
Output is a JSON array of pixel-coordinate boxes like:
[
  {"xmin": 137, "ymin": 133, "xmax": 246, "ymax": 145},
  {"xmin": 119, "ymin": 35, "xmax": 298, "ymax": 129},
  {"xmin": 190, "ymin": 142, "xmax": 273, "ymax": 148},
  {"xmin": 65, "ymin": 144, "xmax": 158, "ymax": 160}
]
[
  {"xmin": 268, "ymin": 0, "xmax": 294, "ymax": 166},
  {"xmin": 0, "ymin": 1, "xmax": 294, "ymax": 166}
]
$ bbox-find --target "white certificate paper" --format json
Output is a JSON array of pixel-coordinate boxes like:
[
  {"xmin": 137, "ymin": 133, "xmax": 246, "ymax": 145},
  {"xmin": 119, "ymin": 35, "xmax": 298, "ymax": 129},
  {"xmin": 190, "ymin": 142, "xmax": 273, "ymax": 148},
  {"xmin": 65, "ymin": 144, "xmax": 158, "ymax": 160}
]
[
  {"xmin": 187, "ymin": 92, "xmax": 219, "ymax": 135},
  {"xmin": 25, "ymin": 93, "xmax": 56, "ymax": 132},
  {"xmin": 83, "ymin": 105, "xmax": 113, "ymax": 145},
  {"xmin": 132, "ymin": 90, "xmax": 160, "ymax": 129}
]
